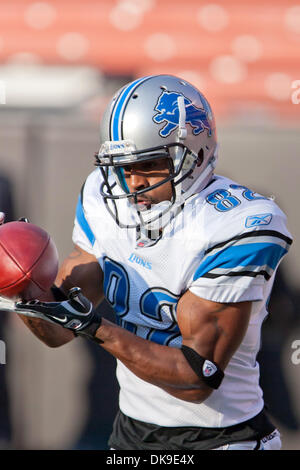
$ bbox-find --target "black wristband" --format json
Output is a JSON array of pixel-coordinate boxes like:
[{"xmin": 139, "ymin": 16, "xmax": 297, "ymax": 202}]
[
  {"xmin": 50, "ymin": 285, "xmax": 68, "ymax": 301},
  {"xmin": 181, "ymin": 345, "xmax": 224, "ymax": 390},
  {"xmin": 76, "ymin": 311, "xmax": 103, "ymax": 344}
]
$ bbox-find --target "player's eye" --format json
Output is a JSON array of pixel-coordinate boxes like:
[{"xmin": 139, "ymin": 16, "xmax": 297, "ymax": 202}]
[
  {"xmin": 122, "ymin": 159, "xmax": 164, "ymax": 177},
  {"xmin": 122, "ymin": 165, "xmax": 132, "ymax": 176},
  {"xmin": 142, "ymin": 161, "xmax": 157, "ymax": 171}
]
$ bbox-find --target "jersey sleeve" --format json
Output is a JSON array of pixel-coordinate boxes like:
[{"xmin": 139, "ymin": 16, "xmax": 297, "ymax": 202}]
[
  {"xmin": 189, "ymin": 206, "xmax": 293, "ymax": 303},
  {"xmin": 72, "ymin": 172, "xmax": 98, "ymax": 255}
]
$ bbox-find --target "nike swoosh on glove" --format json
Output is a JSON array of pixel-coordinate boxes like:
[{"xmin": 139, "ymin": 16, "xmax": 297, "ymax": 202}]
[{"xmin": 16, "ymin": 287, "xmax": 103, "ymax": 342}]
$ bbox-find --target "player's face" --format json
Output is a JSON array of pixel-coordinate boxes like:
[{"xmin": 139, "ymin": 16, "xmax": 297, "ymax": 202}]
[{"xmin": 122, "ymin": 158, "xmax": 173, "ymax": 209}]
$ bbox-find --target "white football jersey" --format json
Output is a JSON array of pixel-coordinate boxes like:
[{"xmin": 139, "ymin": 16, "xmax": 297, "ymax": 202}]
[{"xmin": 72, "ymin": 168, "xmax": 292, "ymax": 428}]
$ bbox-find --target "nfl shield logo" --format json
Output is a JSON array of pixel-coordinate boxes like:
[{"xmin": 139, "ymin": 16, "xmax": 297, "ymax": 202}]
[{"xmin": 203, "ymin": 360, "xmax": 217, "ymax": 377}]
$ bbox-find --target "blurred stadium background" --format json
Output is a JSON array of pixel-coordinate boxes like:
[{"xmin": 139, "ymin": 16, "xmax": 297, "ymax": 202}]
[{"xmin": 0, "ymin": 0, "xmax": 299, "ymax": 450}]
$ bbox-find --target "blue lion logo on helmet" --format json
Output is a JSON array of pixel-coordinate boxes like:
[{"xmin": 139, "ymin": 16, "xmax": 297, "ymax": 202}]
[{"xmin": 153, "ymin": 91, "xmax": 212, "ymax": 138}]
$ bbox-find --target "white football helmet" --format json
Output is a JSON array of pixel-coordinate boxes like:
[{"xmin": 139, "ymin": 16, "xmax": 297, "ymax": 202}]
[{"xmin": 95, "ymin": 74, "xmax": 218, "ymax": 233}]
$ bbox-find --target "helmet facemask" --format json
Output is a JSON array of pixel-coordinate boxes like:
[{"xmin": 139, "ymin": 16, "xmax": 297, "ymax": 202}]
[{"xmin": 95, "ymin": 141, "xmax": 198, "ymax": 233}]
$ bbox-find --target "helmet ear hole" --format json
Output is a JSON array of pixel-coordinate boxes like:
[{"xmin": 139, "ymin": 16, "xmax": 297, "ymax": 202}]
[{"xmin": 197, "ymin": 148, "xmax": 204, "ymax": 167}]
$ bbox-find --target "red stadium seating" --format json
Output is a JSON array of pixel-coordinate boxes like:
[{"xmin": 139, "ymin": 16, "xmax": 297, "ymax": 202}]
[{"xmin": 0, "ymin": 0, "xmax": 298, "ymax": 122}]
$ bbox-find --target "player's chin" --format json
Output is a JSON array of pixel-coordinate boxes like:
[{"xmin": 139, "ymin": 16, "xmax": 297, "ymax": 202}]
[
  {"xmin": 131, "ymin": 200, "xmax": 154, "ymax": 211},
  {"xmin": 136, "ymin": 204, "xmax": 152, "ymax": 212}
]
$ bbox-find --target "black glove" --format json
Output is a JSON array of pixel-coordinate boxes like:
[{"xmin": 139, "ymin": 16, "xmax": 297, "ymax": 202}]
[
  {"xmin": 0, "ymin": 214, "xmax": 29, "ymax": 225},
  {"xmin": 16, "ymin": 287, "xmax": 102, "ymax": 342}
]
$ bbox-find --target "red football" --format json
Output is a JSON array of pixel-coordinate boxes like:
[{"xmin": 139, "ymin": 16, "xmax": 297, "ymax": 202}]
[{"xmin": 0, "ymin": 221, "xmax": 59, "ymax": 300}]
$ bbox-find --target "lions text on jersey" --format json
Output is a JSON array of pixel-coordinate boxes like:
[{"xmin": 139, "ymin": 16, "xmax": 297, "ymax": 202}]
[{"xmin": 72, "ymin": 168, "xmax": 292, "ymax": 428}]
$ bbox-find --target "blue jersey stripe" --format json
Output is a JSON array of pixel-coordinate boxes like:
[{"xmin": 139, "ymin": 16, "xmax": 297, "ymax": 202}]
[
  {"xmin": 121, "ymin": 320, "xmax": 137, "ymax": 334},
  {"xmin": 193, "ymin": 242, "xmax": 288, "ymax": 280},
  {"xmin": 111, "ymin": 76, "xmax": 150, "ymax": 140},
  {"xmin": 75, "ymin": 195, "xmax": 95, "ymax": 246},
  {"xmin": 147, "ymin": 328, "xmax": 180, "ymax": 346}
]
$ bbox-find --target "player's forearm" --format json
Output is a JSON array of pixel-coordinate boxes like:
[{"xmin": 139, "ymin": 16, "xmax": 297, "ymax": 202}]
[
  {"xmin": 95, "ymin": 318, "xmax": 212, "ymax": 403},
  {"xmin": 19, "ymin": 288, "xmax": 74, "ymax": 348},
  {"xmin": 20, "ymin": 316, "xmax": 75, "ymax": 347}
]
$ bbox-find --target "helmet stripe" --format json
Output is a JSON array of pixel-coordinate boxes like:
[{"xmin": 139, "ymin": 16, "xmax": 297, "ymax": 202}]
[{"xmin": 111, "ymin": 76, "xmax": 151, "ymax": 141}]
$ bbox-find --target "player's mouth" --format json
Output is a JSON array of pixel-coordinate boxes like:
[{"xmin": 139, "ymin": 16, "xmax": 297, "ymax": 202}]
[{"xmin": 134, "ymin": 198, "xmax": 153, "ymax": 210}]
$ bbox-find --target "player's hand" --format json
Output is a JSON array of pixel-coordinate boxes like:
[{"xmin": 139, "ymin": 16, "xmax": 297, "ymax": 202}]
[
  {"xmin": 15, "ymin": 287, "xmax": 102, "ymax": 340},
  {"xmin": 0, "ymin": 214, "xmax": 30, "ymax": 226}
]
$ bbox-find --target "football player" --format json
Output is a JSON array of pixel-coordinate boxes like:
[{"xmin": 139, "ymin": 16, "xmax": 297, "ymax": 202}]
[{"xmin": 2, "ymin": 75, "xmax": 293, "ymax": 450}]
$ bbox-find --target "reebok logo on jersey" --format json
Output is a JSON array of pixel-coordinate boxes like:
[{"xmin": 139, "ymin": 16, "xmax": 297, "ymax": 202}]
[
  {"xmin": 245, "ymin": 213, "xmax": 272, "ymax": 228},
  {"xmin": 203, "ymin": 360, "xmax": 217, "ymax": 377},
  {"xmin": 128, "ymin": 253, "xmax": 152, "ymax": 270}
]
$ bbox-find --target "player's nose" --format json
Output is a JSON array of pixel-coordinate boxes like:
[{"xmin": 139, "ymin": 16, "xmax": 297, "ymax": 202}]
[{"xmin": 129, "ymin": 172, "xmax": 149, "ymax": 192}]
